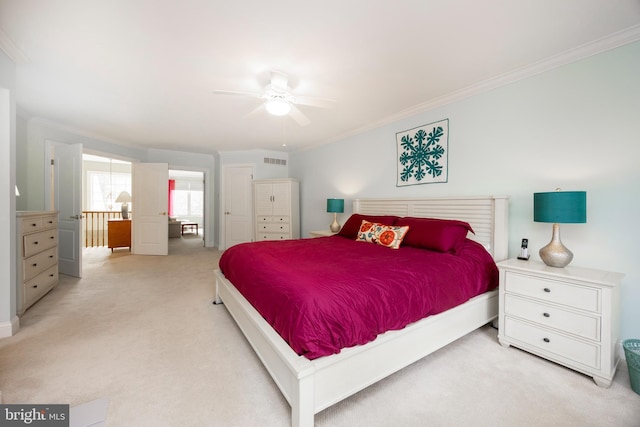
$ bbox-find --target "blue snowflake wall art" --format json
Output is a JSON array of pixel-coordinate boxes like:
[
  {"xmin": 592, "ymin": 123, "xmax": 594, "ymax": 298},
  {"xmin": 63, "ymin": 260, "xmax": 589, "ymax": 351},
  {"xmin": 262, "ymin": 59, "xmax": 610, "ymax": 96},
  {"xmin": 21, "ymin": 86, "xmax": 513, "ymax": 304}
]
[{"xmin": 396, "ymin": 118, "xmax": 449, "ymax": 186}]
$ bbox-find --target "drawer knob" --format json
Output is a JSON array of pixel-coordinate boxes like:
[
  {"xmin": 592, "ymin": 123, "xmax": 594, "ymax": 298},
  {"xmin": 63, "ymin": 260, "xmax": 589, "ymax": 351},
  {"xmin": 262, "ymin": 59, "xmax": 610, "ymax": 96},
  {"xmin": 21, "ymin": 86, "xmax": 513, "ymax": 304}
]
[
  {"xmin": 32, "ymin": 285, "xmax": 38, "ymax": 289},
  {"xmin": 543, "ymin": 312, "xmax": 550, "ymax": 318},
  {"xmin": 31, "ymin": 223, "xmax": 37, "ymax": 227},
  {"xmin": 543, "ymin": 288, "xmax": 551, "ymax": 293},
  {"xmin": 34, "ymin": 241, "xmax": 39, "ymax": 245},
  {"xmin": 50, "ymin": 274, "xmax": 54, "ymax": 277},
  {"xmin": 32, "ymin": 263, "xmax": 37, "ymax": 267},
  {"xmin": 543, "ymin": 337, "xmax": 550, "ymax": 343},
  {"xmin": 50, "ymin": 236, "xmax": 55, "ymax": 239}
]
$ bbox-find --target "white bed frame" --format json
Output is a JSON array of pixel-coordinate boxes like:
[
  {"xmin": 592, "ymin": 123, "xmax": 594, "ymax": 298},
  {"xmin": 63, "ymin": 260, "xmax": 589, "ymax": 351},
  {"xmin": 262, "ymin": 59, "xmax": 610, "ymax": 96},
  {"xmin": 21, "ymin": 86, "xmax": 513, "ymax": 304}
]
[{"xmin": 214, "ymin": 196, "xmax": 509, "ymax": 427}]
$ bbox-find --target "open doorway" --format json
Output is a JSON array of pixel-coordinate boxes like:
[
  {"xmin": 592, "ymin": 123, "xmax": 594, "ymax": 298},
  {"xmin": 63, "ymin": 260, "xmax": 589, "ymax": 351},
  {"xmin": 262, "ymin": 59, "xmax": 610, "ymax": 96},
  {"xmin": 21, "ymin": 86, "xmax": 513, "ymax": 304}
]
[{"xmin": 168, "ymin": 169, "xmax": 204, "ymax": 248}]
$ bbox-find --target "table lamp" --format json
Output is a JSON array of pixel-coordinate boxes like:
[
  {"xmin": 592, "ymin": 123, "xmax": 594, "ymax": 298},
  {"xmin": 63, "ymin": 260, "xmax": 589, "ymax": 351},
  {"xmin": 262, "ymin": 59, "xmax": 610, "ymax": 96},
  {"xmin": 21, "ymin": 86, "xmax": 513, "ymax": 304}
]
[
  {"xmin": 327, "ymin": 198, "xmax": 345, "ymax": 233},
  {"xmin": 116, "ymin": 191, "xmax": 132, "ymax": 219},
  {"xmin": 533, "ymin": 189, "xmax": 586, "ymax": 268}
]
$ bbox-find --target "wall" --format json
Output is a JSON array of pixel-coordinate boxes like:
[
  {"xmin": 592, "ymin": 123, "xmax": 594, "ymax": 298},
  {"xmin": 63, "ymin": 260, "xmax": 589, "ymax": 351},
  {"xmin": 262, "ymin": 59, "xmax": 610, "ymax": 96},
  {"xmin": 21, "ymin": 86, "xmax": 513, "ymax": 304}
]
[
  {"xmin": 290, "ymin": 41, "xmax": 640, "ymax": 340},
  {"xmin": 0, "ymin": 48, "xmax": 18, "ymax": 336},
  {"xmin": 17, "ymin": 121, "xmax": 218, "ymax": 247},
  {"xmin": 218, "ymin": 149, "xmax": 290, "ymax": 179},
  {"xmin": 22, "ymin": 119, "xmax": 147, "ymax": 210}
]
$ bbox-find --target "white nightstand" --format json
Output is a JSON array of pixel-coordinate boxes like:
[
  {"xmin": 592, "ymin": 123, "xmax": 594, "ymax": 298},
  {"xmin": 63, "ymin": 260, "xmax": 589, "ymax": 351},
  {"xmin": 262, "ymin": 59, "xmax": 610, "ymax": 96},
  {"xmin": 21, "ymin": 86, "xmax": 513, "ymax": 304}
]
[
  {"xmin": 309, "ymin": 230, "xmax": 338, "ymax": 238},
  {"xmin": 497, "ymin": 258, "xmax": 624, "ymax": 387}
]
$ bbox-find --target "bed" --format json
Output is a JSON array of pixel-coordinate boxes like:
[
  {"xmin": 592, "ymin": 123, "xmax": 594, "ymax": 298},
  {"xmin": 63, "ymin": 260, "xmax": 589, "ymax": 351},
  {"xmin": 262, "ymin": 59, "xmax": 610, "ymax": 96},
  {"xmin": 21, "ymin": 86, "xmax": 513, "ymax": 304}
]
[{"xmin": 214, "ymin": 196, "xmax": 509, "ymax": 426}]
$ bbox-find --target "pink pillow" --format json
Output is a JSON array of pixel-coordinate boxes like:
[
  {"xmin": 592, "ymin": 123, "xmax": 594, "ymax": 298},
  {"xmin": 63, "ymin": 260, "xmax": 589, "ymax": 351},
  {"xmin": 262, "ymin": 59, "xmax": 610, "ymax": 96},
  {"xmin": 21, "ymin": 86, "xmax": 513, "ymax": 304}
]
[
  {"xmin": 338, "ymin": 214, "xmax": 400, "ymax": 239},
  {"xmin": 394, "ymin": 217, "xmax": 474, "ymax": 253},
  {"xmin": 356, "ymin": 220, "xmax": 410, "ymax": 249}
]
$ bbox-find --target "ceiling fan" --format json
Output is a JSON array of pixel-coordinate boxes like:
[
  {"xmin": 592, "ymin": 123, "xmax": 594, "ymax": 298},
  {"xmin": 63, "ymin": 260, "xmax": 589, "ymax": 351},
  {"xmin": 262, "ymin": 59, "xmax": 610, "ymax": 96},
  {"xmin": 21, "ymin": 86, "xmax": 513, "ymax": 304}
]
[{"xmin": 213, "ymin": 70, "xmax": 333, "ymax": 127}]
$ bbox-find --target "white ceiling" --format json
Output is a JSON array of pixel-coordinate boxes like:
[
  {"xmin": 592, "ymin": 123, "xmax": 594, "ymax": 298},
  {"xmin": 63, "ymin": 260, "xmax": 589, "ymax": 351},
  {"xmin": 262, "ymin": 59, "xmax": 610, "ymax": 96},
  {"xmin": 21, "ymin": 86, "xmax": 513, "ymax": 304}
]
[{"xmin": 1, "ymin": 1, "xmax": 639, "ymax": 154}]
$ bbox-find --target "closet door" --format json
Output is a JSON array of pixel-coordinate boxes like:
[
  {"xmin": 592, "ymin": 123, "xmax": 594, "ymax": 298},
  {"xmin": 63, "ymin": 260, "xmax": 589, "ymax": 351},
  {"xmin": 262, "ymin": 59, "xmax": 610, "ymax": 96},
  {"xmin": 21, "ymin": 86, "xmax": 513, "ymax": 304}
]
[
  {"xmin": 271, "ymin": 182, "xmax": 291, "ymax": 217},
  {"xmin": 254, "ymin": 182, "xmax": 274, "ymax": 216}
]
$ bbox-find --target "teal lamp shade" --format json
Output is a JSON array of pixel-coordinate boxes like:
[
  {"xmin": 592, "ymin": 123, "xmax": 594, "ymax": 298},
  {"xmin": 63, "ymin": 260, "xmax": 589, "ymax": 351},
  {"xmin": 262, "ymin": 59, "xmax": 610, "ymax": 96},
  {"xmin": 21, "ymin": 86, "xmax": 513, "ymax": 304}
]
[
  {"xmin": 326, "ymin": 198, "xmax": 344, "ymax": 213},
  {"xmin": 534, "ymin": 191, "xmax": 586, "ymax": 224},
  {"xmin": 533, "ymin": 190, "xmax": 586, "ymax": 268},
  {"xmin": 327, "ymin": 198, "xmax": 344, "ymax": 232}
]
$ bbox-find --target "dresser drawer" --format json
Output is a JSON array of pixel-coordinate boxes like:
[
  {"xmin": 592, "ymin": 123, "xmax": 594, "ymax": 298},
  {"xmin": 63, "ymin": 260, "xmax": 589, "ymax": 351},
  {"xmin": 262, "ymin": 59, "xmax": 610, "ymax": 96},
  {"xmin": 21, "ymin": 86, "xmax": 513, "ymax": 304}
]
[
  {"xmin": 504, "ymin": 272, "xmax": 600, "ymax": 312},
  {"xmin": 504, "ymin": 317, "xmax": 600, "ymax": 369},
  {"xmin": 257, "ymin": 216, "xmax": 290, "ymax": 224},
  {"xmin": 23, "ymin": 247, "xmax": 58, "ymax": 282},
  {"xmin": 257, "ymin": 233, "xmax": 289, "ymax": 241},
  {"xmin": 259, "ymin": 223, "xmax": 290, "ymax": 233},
  {"xmin": 504, "ymin": 294, "xmax": 600, "ymax": 341},
  {"xmin": 23, "ymin": 265, "xmax": 58, "ymax": 307},
  {"xmin": 41, "ymin": 215, "xmax": 58, "ymax": 229},
  {"xmin": 21, "ymin": 216, "xmax": 44, "ymax": 232},
  {"xmin": 23, "ymin": 229, "xmax": 58, "ymax": 258}
]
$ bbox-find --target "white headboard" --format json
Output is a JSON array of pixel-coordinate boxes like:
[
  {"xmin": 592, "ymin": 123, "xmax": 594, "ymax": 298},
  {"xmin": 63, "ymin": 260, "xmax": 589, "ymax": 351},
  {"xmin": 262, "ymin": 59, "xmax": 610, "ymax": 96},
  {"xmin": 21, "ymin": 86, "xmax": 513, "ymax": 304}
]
[{"xmin": 353, "ymin": 196, "xmax": 509, "ymax": 261}]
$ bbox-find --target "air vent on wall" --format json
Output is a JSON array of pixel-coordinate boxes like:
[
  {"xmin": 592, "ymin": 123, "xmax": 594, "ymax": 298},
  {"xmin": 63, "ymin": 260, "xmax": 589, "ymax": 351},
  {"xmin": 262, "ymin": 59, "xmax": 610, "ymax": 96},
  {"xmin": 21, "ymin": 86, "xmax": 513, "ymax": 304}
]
[{"xmin": 264, "ymin": 157, "xmax": 287, "ymax": 166}]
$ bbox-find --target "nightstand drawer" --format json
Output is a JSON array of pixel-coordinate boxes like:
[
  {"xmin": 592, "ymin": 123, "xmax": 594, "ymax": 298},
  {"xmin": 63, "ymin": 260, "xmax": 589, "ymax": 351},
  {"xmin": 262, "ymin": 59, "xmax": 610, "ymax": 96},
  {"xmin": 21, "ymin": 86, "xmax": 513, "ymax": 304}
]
[
  {"xmin": 504, "ymin": 294, "xmax": 600, "ymax": 341},
  {"xmin": 504, "ymin": 317, "xmax": 600, "ymax": 369},
  {"xmin": 505, "ymin": 272, "xmax": 600, "ymax": 312}
]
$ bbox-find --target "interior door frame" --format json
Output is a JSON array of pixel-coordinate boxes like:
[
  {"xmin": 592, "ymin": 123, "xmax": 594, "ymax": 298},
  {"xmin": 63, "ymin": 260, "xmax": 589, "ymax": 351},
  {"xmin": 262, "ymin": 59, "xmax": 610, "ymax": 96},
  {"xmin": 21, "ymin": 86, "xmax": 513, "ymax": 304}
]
[
  {"xmin": 219, "ymin": 163, "xmax": 255, "ymax": 250},
  {"xmin": 168, "ymin": 165, "xmax": 211, "ymax": 247}
]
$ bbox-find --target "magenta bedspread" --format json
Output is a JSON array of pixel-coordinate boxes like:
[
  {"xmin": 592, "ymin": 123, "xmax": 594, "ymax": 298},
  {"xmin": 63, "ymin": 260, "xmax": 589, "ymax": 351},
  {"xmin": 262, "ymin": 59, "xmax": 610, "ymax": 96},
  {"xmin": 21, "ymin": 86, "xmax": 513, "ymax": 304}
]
[{"xmin": 219, "ymin": 236, "xmax": 498, "ymax": 360}]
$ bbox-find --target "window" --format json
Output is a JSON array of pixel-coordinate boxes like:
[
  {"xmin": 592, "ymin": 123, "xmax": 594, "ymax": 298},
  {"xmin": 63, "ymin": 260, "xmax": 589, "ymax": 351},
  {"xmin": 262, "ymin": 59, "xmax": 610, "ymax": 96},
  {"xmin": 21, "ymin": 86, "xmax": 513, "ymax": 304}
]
[
  {"xmin": 84, "ymin": 154, "xmax": 132, "ymax": 211},
  {"xmin": 172, "ymin": 180, "xmax": 203, "ymax": 217}
]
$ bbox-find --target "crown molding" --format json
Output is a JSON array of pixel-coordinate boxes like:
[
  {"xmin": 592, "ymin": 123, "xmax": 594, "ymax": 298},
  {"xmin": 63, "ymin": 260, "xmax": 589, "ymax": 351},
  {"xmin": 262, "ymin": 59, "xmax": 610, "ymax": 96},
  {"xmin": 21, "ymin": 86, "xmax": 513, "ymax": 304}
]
[
  {"xmin": 27, "ymin": 117, "xmax": 146, "ymax": 151},
  {"xmin": 315, "ymin": 24, "xmax": 640, "ymax": 150},
  {"xmin": 0, "ymin": 28, "xmax": 29, "ymax": 64}
]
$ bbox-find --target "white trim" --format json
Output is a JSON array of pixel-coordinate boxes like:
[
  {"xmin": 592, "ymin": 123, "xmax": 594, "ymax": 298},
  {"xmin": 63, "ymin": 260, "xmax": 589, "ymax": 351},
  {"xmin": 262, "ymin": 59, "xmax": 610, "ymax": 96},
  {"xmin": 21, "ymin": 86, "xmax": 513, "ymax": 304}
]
[
  {"xmin": 0, "ymin": 316, "xmax": 20, "ymax": 338},
  {"xmin": 304, "ymin": 25, "xmax": 640, "ymax": 152},
  {"xmin": 0, "ymin": 28, "xmax": 29, "ymax": 64},
  {"xmin": 28, "ymin": 117, "xmax": 148, "ymax": 152}
]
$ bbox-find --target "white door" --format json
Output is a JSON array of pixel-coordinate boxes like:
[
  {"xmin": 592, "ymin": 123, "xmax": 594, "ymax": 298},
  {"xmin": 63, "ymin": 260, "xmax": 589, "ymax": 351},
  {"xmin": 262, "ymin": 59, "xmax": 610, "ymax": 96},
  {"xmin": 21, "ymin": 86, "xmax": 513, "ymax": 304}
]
[
  {"xmin": 46, "ymin": 141, "xmax": 83, "ymax": 278},
  {"xmin": 132, "ymin": 163, "xmax": 168, "ymax": 255},
  {"xmin": 223, "ymin": 165, "xmax": 254, "ymax": 249}
]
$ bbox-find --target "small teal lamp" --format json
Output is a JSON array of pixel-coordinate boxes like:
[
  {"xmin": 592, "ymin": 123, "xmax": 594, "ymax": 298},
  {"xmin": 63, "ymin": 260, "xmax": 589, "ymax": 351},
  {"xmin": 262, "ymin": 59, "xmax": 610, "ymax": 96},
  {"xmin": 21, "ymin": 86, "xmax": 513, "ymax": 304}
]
[
  {"xmin": 327, "ymin": 198, "xmax": 345, "ymax": 233},
  {"xmin": 534, "ymin": 189, "xmax": 586, "ymax": 268}
]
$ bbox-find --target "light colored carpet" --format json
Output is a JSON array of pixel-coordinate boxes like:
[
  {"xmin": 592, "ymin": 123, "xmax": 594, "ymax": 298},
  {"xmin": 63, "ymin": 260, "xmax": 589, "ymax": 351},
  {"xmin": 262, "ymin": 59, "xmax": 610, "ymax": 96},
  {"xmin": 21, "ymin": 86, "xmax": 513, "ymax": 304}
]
[{"xmin": 1, "ymin": 235, "xmax": 639, "ymax": 426}]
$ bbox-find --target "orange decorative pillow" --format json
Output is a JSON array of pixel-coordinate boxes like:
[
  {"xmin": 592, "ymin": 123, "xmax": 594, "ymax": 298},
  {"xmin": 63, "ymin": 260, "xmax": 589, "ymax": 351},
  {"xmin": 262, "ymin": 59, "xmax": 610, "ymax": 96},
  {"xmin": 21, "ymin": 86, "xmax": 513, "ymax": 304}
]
[{"xmin": 356, "ymin": 220, "xmax": 409, "ymax": 249}]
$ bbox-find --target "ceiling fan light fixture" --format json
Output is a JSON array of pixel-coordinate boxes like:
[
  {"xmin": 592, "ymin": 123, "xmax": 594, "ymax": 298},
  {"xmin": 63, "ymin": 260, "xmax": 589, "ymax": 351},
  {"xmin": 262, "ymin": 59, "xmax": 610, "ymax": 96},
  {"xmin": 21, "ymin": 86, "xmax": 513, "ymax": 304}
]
[{"xmin": 265, "ymin": 99, "xmax": 291, "ymax": 116}]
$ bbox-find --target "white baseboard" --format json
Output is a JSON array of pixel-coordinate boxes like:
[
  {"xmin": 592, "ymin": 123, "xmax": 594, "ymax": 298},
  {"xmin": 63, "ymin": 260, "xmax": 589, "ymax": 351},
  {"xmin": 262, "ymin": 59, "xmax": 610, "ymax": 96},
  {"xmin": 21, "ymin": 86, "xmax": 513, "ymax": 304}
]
[{"xmin": 0, "ymin": 316, "xmax": 20, "ymax": 338}]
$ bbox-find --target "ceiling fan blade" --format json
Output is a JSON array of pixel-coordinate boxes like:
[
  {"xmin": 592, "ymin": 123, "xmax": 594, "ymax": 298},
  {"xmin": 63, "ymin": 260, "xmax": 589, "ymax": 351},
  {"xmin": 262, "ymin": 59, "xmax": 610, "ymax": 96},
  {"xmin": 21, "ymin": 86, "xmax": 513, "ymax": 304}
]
[
  {"xmin": 294, "ymin": 95, "xmax": 336, "ymax": 109},
  {"xmin": 246, "ymin": 104, "xmax": 265, "ymax": 118},
  {"xmin": 288, "ymin": 104, "xmax": 311, "ymax": 127},
  {"xmin": 212, "ymin": 89, "xmax": 261, "ymax": 98},
  {"xmin": 270, "ymin": 70, "xmax": 289, "ymax": 93}
]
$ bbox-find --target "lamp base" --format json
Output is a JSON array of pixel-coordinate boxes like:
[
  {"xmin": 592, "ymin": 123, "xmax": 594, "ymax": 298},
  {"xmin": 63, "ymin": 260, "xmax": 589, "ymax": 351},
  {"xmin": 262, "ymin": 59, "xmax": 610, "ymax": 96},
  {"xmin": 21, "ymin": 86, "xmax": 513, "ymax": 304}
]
[
  {"xmin": 121, "ymin": 203, "xmax": 129, "ymax": 220},
  {"xmin": 329, "ymin": 213, "xmax": 341, "ymax": 233},
  {"xmin": 539, "ymin": 223, "xmax": 573, "ymax": 268}
]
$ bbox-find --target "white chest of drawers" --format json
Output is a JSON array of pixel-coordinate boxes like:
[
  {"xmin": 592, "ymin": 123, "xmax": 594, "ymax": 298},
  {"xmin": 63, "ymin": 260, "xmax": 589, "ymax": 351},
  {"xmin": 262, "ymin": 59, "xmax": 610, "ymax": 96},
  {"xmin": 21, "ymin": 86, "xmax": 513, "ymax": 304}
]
[
  {"xmin": 16, "ymin": 211, "xmax": 59, "ymax": 315},
  {"xmin": 497, "ymin": 258, "xmax": 624, "ymax": 387},
  {"xmin": 253, "ymin": 179, "xmax": 300, "ymax": 241}
]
